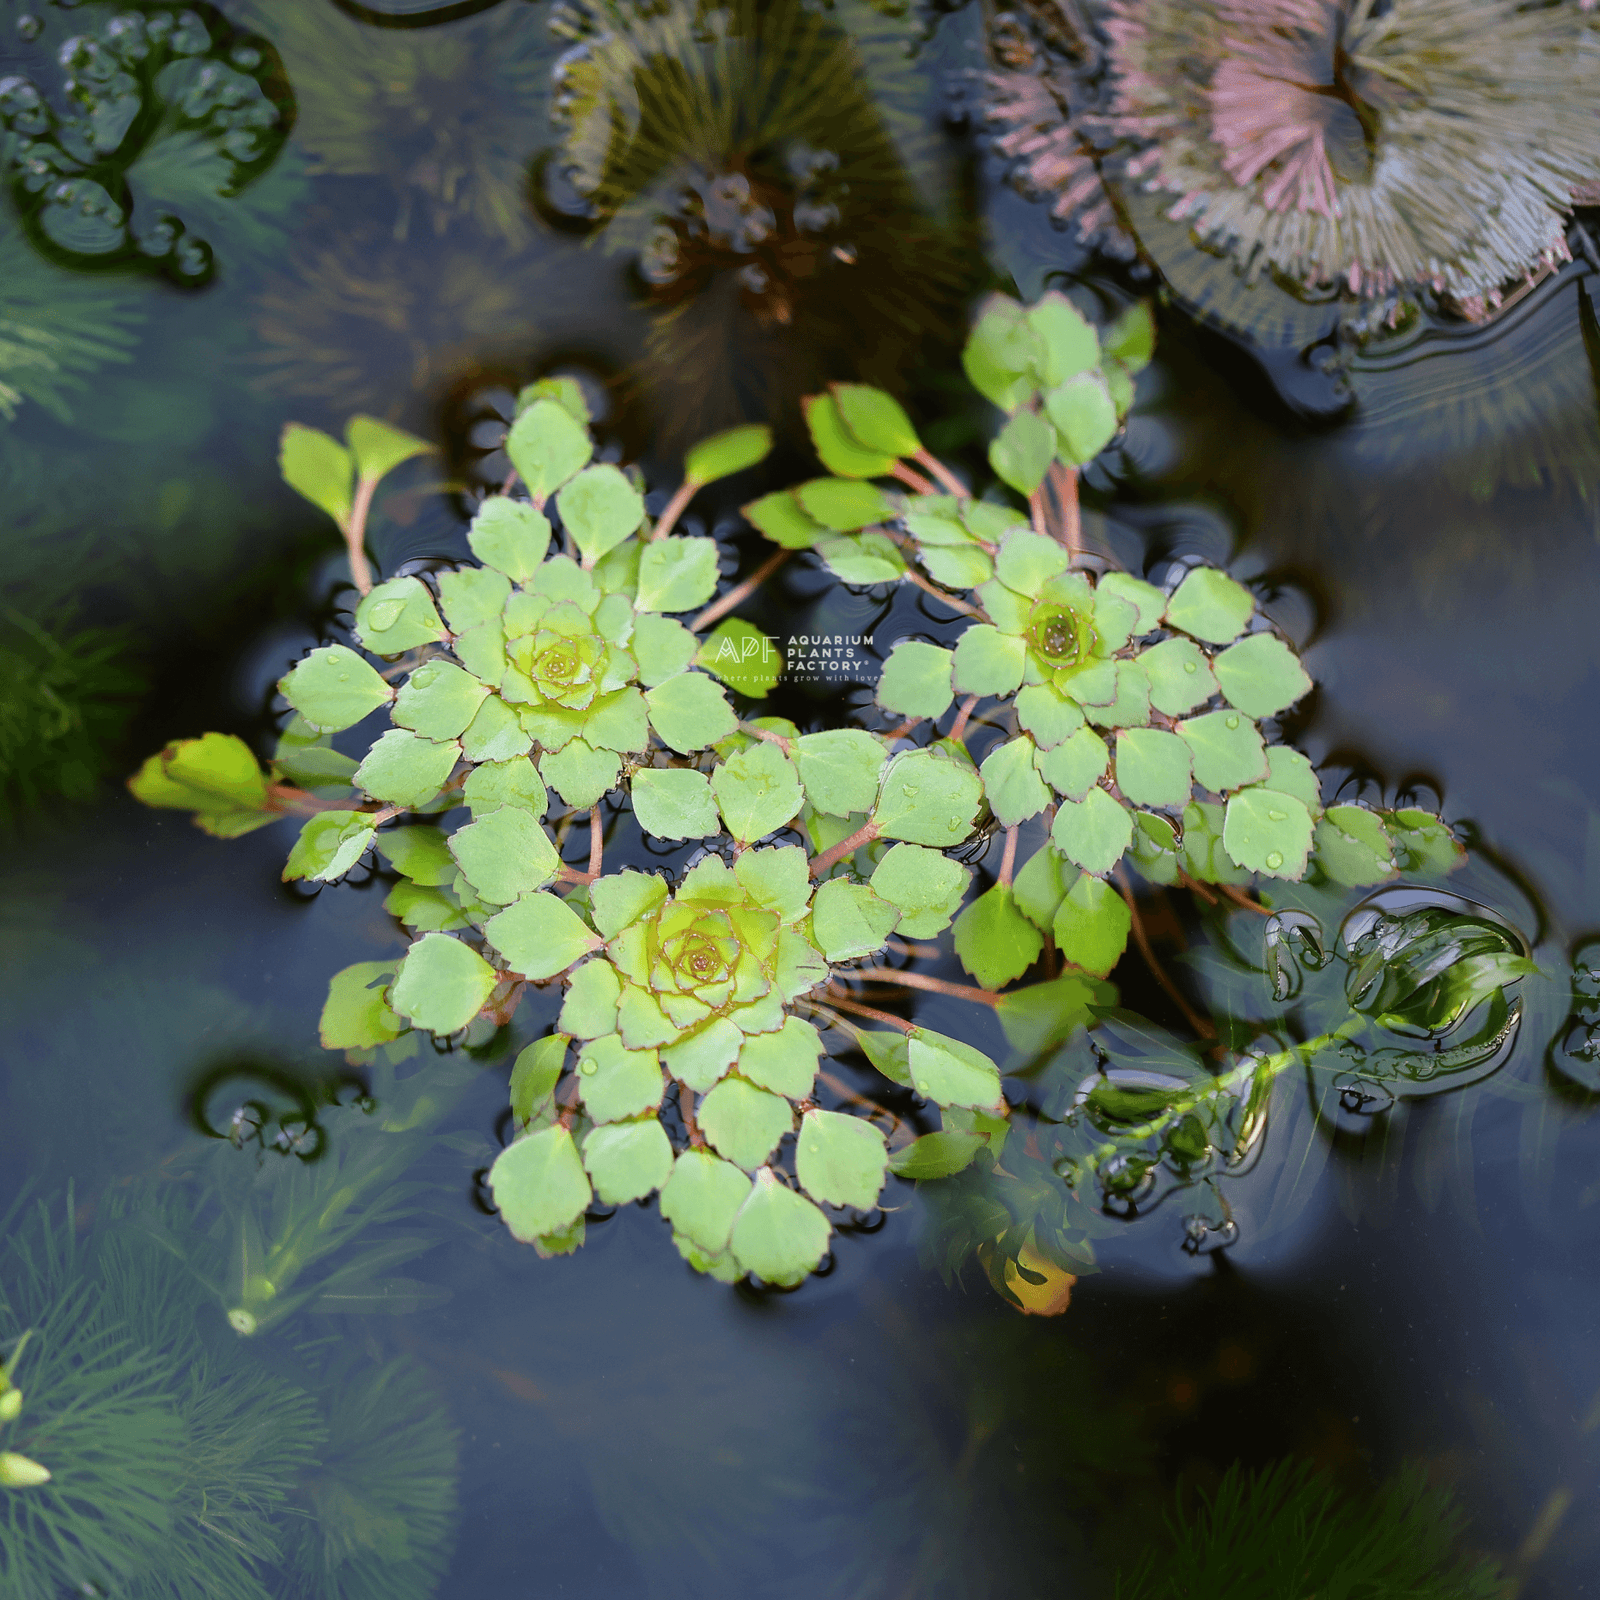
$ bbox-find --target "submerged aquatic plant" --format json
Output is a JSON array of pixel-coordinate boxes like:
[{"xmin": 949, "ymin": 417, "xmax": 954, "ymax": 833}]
[
  {"xmin": 546, "ymin": 0, "xmax": 970, "ymax": 436},
  {"xmin": 0, "ymin": 204, "xmax": 144, "ymax": 423},
  {"xmin": 1115, "ymin": 1459, "xmax": 1503, "ymax": 1599},
  {"xmin": 0, "ymin": 0, "xmax": 295, "ymax": 280},
  {"xmin": 238, "ymin": 0, "xmax": 554, "ymax": 244},
  {"xmin": 984, "ymin": 0, "xmax": 1600, "ymax": 318},
  {"xmin": 0, "ymin": 607, "xmax": 145, "ymax": 823}
]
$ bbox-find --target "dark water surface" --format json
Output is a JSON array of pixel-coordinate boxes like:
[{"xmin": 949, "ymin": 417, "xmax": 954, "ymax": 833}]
[{"xmin": 3, "ymin": 1, "xmax": 1600, "ymax": 1595}]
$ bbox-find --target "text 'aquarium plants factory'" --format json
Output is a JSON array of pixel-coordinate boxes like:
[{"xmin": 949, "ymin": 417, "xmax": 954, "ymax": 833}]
[{"xmin": 3, "ymin": 0, "xmax": 1599, "ymax": 1594}]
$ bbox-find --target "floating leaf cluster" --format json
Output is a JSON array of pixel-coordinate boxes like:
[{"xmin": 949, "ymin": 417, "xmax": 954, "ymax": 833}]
[
  {"xmin": 131, "ymin": 291, "xmax": 1488, "ymax": 1299},
  {"xmin": 0, "ymin": 2, "xmax": 294, "ymax": 281}
]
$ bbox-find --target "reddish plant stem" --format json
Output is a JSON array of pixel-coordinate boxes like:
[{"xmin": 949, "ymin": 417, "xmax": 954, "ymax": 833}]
[
  {"xmin": 502, "ymin": 467, "xmax": 521, "ymax": 496},
  {"xmin": 904, "ymin": 567, "xmax": 986, "ymax": 619},
  {"xmin": 588, "ymin": 808, "xmax": 604, "ymax": 879},
  {"xmin": 947, "ymin": 693, "xmax": 980, "ymax": 743},
  {"xmin": 690, "ymin": 548, "xmax": 792, "ymax": 632},
  {"xmin": 885, "ymin": 937, "xmax": 946, "ymax": 961},
  {"xmin": 1216, "ymin": 881, "xmax": 1273, "ymax": 916},
  {"xmin": 1048, "ymin": 461, "xmax": 1081, "ymax": 557},
  {"xmin": 856, "ymin": 968, "xmax": 1003, "ymax": 1008},
  {"xmin": 1176, "ymin": 867, "xmax": 1220, "ymax": 905},
  {"xmin": 883, "ymin": 716, "xmax": 923, "ymax": 742},
  {"xmin": 817, "ymin": 1067, "xmax": 903, "ymax": 1133},
  {"xmin": 914, "ymin": 448, "xmax": 968, "ymax": 499},
  {"xmin": 891, "ymin": 461, "xmax": 938, "ymax": 496},
  {"xmin": 997, "ymin": 825, "xmax": 1018, "ymax": 888},
  {"xmin": 741, "ymin": 723, "xmax": 794, "ymax": 754},
  {"xmin": 679, "ymin": 1084, "xmax": 703, "ymax": 1147},
  {"xmin": 809, "ymin": 820, "xmax": 880, "ymax": 878},
  {"xmin": 557, "ymin": 865, "xmax": 594, "ymax": 887},
  {"xmin": 649, "ymin": 478, "xmax": 699, "ymax": 542},
  {"xmin": 1028, "ymin": 485, "xmax": 1050, "ymax": 541},
  {"xmin": 820, "ymin": 988, "xmax": 915, "ymax": 1034},
  {"xmin": 1114, "ymin": 867, "xmax": 1216, "ymax": 1040},
  {"xmin": 344, "ymin": 474, "xmax": 380, "ymax": 594}
]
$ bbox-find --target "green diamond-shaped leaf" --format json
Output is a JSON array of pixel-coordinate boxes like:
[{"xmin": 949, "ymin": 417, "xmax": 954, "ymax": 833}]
[
  {"xmin": 803, "ymin": 392, "xmax": 898, "ymax": 478},
  {"xmin": 583, "ymin": 1117, "xmax": 674, "ymax": 1205},
  {"xmin": 1313, "ymin": 804, "xmax": 1397, "ymax": 887},
  {"xmin": 963, "ymin": 295, "xmax": 1041, "ymax": 414},
  {"xmin": 872, "ymin": 748, "xmax": 983, "ymax": 846},
  {"xmin": 832, "ymin": 383, "xmax": 920, "ymax": 457},
  {"xmin": 1045, "ymin": 372, "xmax": 1118, "ymax": 465},
  {"xmin": 354, "ymin": 730, "xmax": 459, "ymax": 808},
  {"xmin": 636, "ymin": 536, "xmax": 719, "ymax": 613},
  {"xmin": 698, "ymin": 619, "xmax": 781, "ymax": 697},
  {"xmin": 590, "ymin": 868, "xmax": 669, "ymax": 938},
  {"xmin": 1212, "ymin": 632, "xmax": 1313, "ymax": 719},
  {"xmin": 574, "ymin": 1033, "xmax": 665, "ymax": 1123},
  {"xmin": 510, "ymin": 1035, "xmax": 567, "ymax": 1128},
  {"xmin": 792, "ymin": 728, "xmax": 886, "ymax": 816},
  {"xmin": 1036, "ymin": 725, "xmax": 1108, "ymax": 801},
  {"xmin": 989, "ymin": 407, "xmax": 1054, "ymax": 495},
  {"xmin": 632, "ymin": 767, "xmax": 720, "ymax": 841},
  {"xmin": 450, "ymin": 805, "xmax": 560, "ymax": 904},
  {"xmin": 376, "ymin": 824, "xmax": 456, "ymax": 885},
  {"xmin": 463, "ymin": 756, "xmax": 548, "ymax": 817},
  {"xmin": 1223, "ymin": 788, "xmax": 1314, "ymax": 879},
  {"xmin": 662, "ymin": 1017, "xmax": 745, "ymax": 1092},
  {"xmin": 734, "ymin": 844, "xmax": 811, "ymax": 924},
  {"xmin": 632, "ymin": 613, "xmax": 699, "ymax": 688},
  {"xmin": 386, "ymin": 881, "xmax": 469, "ymax": 932},
  {"xmin": 1104, "ymin": 301, "xmax": 1155, "ymax": 372},
  {"xmin": 1098, "ymin": 571, "xmax": 1165, "ymax": 635},
  {"xmin": 539, "ymin": 739, "xmax": 621, "ymax": 810},
  {"xmin": 461, "ymin": 695, "xmax": 533, "ymax": 764},
  {"xmin": 994, "ymin": 528, "xmax": 1070, "ymax": 596},
  {"xmin": 558, "ymin": 464, "xmax": 645, "ymax": 567},
  {"xmin": 391, "ymin": 932, "xmax": 496, "ymax": 1034},
  {"xmin": 1114, "ymin": 727, "xmax": 1193, "ymax": 809},
  {"xmin": 1139, "ymin": 636, "xmax": 1219, "ymax": 717},
  {"xmin": 1130, "ymin": 810, "xmax": 1181, "ymax": 885},
  {"xmin": 1082, "ymin": 660, "xmax": 1152, "ymax": 729},
  {"xmin": 996, "ymin": 974, "xmax": 1100, "ymax": 1056},
  {"xmin": 906, "ymin": 1028, "xmax": 1004, "ymax": 1111},
  {"xmin": 1180, "ymin": 800, "xmax": 1251, "ymax": 886},
  {"xmin": 887, "ymin": 1131, "xmax": 985, "ymax": 1180},
  {"xmin": 811, "ymin": 879, "xmax": 899, "ymax": 962},
  {"xmin": 660, "ymin": 1148, "xmax": 752, "ymax": 1252},
  {"xmin": 796, "ymin": 1109, "xmax": 888, "ymax": 1210},
  {"xmin": 1015, "ymin": 684, "xmax": 1085, "ymax": 750},
  {"xmin": 699, "ymin": 1076, "xmax": 794, "ymax": 1171},
  {"xmin": 921, "ymin": 545, "xmax": 994, "ymax": 587},
  {"xmin": 490, "ymin": 1124, "xmax": 591, "ymax": 1242},
  {"xmin": 280, "ymin": 644, "xmax": 393, "ymax": 733},
  {"xmin": 869, "ymin": 843, "xmax": 968, "ymax": 938},
  {"xmin": 737, "ymin": 1016, "xmax": 823, "ymax": 1098},
  {"xmin": 559, "ymin": 958, "xmax": 621, "ymax": 1039},
  {"xmin": 319, "ymin": 960, "xmax": 402, "ymax": 1050},
  {"xmin": 743, "ymin": 490, "xmax": 828, "ymax": 549},
  {"xmin": 1051, "ymin": 873, "xmax": 1130, "ymax": 977},
  {"xmin": 1257, "ymin": 746, "xmax": 1322, "ymax": 818},
  {"xmin": 1027, "ymin": 291, "xmax": 1099, "ymax": 386},
  {"xmin": 645, "ymin": 671, "xmax": 738, "ymax": 753},
  {"xmin": 354, "ymin": 576, "xmax": 446, "ymax": 655},
  {"xmin": 437, "ymin": 566, "xmax": 512, "ymax": 634},
  {"xmin": 953, "ymin": 883, "xmax": 1043, "ymax": 989},
  {"xmin": 346, "ymin": 415, "xmax": 430, "ymax": 483},
  {"xmin": 712, "ymin": 740, "xmax": 803, "ymax": 843},
  {"xmin": 506, "ymin": 398, "xmax": 593, "ymax": 501},
  {"xmin": 393, "ymin": 659, "xmax": 489, "ymax": 741},
  {"xmin": 979, "ymin": 734, "xmax": 1050, "ymax": 828},
  {"xmin": 817, "ymin": 532, "xmax": 906, "ymax": 584},
  {"xmin": 280, "ymin": 423, "xmax": 353, "ymax": 526},
  {"xmin": 797, "ymin": 478, "xmax": 899, "ymax": 533},
  {"xmin": 1177, "ymin": 710, "xmax": 1269, "ymax": 793},
  {"xmin": 952, "ymin": 623, "xmax": 1027, "ymax": 699},
  {"xmin": 1012, "ymin": 843, "xmax": 1072, "ymax": 930},
  {"xmin": 283, "ymin": 812, "xmax": 376, "ymax": 882},
  {"xmin": 485, "ymin": 889, "xmax": 600, "ymax": 977},
  {"xmin": 684, "ymin": 423, "xmax": 773, "ymax": 486},
  {"xmin": 573, "ymin": 687, "xmax": 650, "ymax": 754},
  {"xmin": 729, "ymin": 1167, "xmax": 831, "ymax": 1286},
  {"xmin": 1164, "ymin": 568, "xmax": 1255, "ymax": 645},
  {"xmin": 877, "ymin": 640, "xmax": 954, "ymax": 720},
  {"xmin": 468, "ymin": 497, "xmax": 550, "ymax": 582},
  {"xmin": 1051, "ymin": 785, "xmax": 1132, "ymax": 875},
  {"xmin": 1384, "ymin": 808, "xmax": 1461, "ymax": 876}
]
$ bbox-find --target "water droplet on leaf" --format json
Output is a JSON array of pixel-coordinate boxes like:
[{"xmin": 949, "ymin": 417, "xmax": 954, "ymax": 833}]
[
  {"xmin": 1265, "ymin": 851, "xmax": 1284, "ymax": 869},
  {"xmin": 1225, "ymin": 714, "xmax": 1240, "ymax": 730},
  {"xmin": 580, "ymin": 1057, "xmax": 597, "ymax": 1076}
]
